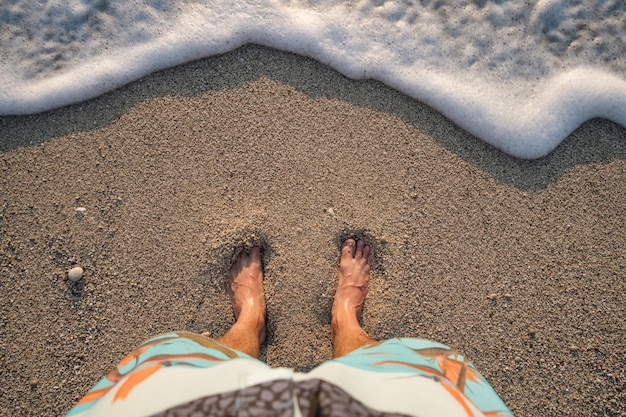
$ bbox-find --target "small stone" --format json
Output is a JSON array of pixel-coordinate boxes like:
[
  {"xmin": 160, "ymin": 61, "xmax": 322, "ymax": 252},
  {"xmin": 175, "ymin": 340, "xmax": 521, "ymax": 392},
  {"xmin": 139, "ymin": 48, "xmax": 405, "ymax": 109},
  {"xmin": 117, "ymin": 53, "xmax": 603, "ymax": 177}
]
[
  {"xmin": 504, "ymin": 293, "xmax": 512, "ymax": 301},
  {"xmin": 569, "ymin": 345, "xmax": 579, "ymax": 352},
  {"xmin": 325, "ymin": 207, "xmax": 335, "ymax": 216},
  {"xmin": 75, "ymin": 207, "xmax": 87, "ymax": 217},
  {"xmin": 528, "ymin": 328, "xmax": 537, "ymax": 338},
  {"xmin": 68, "ymin": 266, "xmax": 84, "ymax": 282},
  {"xmin": 514, "ymin": 356, "xmax": 522, "ymax": 362},
  {"xmin": 29, "ymin": 378, "xmax": 39, "ymax": 387}
]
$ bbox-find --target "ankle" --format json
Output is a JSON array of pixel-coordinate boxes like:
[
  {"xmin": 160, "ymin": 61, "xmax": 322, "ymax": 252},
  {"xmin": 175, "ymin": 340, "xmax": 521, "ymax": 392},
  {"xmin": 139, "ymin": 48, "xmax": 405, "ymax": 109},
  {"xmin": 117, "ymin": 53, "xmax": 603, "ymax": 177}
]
[
  {"xmin": 331, "ymin": 311, "xmax": 361, "ymax": 333},
  {"xmin": 331, "ymin": 325, "xmax": 373, "ymax": 357},
  {"xmin": 236, "ymin": 313, "xmax": 265, "ymax": 333}
]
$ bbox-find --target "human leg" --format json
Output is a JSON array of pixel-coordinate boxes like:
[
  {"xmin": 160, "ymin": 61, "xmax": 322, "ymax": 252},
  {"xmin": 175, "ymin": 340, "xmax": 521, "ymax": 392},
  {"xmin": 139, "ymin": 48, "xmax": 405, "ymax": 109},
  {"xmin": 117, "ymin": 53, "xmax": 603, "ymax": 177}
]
[
  {"xmin": 217, "ymin": 246, "xmax": 266, "ymax": 358},
  {"xmin": 315, "ymin": 239, "xmax": 513, "ymax": 415},
  {"xmin": 65, "ymin": 247, "xmax": 268, "ymax": 416},
  {"xmin": 331, "ymin": 238, "xmax": 377, "ymax": 357}
]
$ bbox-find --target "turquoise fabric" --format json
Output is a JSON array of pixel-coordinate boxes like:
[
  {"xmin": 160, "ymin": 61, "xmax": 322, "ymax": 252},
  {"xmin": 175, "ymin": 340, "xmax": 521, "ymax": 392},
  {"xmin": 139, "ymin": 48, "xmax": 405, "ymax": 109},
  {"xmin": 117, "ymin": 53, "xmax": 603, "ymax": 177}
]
[{"xmin": 66, "ymin": 334, "xmax": 512, "ymax": 417}]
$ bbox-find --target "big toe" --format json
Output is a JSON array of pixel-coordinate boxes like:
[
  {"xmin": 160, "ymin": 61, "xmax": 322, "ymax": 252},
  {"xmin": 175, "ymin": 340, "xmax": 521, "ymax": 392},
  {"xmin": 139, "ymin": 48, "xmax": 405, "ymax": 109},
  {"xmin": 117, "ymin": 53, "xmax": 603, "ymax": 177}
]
[
  {"xmin": 341, "ymin": 239, "xmax": 357, "ymax": 259},
  {"xmin": 249, "ymin": 246, "xmax": 261, "ymax": 264}
]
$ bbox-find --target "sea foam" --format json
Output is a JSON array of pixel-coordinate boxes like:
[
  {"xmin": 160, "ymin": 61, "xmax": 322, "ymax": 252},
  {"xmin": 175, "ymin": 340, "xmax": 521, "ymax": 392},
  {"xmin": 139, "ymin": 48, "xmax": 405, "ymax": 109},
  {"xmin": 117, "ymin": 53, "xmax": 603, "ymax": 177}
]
[{"xmin": 1, "ymin": 0, "xmax": 624, "ymax": 159}]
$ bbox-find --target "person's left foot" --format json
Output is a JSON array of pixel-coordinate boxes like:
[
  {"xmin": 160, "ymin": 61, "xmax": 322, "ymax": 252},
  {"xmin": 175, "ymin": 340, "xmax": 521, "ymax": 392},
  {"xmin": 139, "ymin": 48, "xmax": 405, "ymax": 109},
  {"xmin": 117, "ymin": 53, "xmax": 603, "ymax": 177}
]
[{"xmin": 228, "ymin": 246, "xmax": 266, "ymax": 344}]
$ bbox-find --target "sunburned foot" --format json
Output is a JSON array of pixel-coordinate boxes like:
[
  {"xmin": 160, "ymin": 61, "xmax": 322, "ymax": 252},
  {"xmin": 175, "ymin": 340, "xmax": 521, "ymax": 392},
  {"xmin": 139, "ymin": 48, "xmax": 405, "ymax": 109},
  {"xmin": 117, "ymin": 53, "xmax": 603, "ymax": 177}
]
[
  {"xmin": 228, "ymin": 246, "xmax": 266, "ymax": 344},
  {"xmin": 332, "ymin": 239, "xmax": 372, "ymax": 329}
]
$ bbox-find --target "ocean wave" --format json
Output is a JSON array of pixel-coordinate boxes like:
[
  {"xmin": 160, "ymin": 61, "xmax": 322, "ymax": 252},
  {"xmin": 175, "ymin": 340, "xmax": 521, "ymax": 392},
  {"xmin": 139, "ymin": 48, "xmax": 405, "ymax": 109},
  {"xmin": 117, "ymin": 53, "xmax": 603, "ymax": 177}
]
[{"xmin": 1, "ymin": 0, "xmax": 624, "ymax": 158}]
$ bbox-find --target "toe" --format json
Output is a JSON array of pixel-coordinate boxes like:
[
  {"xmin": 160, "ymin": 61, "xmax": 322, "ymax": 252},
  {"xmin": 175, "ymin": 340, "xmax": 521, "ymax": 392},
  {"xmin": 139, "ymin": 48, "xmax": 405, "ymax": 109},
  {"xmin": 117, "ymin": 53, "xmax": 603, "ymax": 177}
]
[
  {"xmin": 355, "ymin": 240, "xmax": 365, "ymax": 259},
  {"xmin": 250, "ymin": 246, "xmax": 261, "ymax": 263},
  {"xmin": 229, "ymin": 253, "xmax": 242, "ymax": 277},
  {"xmin": 362, "ymin": 244, "xmax": 371, "ymax": 264},
  {"xmin": 341, "ymin": 239, "xmax": 356, "ymax": 259}
]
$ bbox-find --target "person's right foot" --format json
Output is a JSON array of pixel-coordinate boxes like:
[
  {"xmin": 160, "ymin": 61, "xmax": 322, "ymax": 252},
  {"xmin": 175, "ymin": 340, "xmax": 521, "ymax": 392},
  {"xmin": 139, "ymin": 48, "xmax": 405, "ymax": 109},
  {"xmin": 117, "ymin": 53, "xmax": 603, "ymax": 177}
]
[
  {"xmin": 228, "ymin": 246, "xmax": 266, "ymax": 344},
  {"xmin": 332, "ymin": 239, "xmax": 372, "ymax": 329}
]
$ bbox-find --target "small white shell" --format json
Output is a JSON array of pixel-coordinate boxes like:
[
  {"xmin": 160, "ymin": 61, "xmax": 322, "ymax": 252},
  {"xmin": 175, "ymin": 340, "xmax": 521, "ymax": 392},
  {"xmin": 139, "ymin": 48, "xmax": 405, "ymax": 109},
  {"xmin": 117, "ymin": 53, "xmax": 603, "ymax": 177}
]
[{"xmin": 68, "ymin": 266, "xmax": 84, "ymax": 282}]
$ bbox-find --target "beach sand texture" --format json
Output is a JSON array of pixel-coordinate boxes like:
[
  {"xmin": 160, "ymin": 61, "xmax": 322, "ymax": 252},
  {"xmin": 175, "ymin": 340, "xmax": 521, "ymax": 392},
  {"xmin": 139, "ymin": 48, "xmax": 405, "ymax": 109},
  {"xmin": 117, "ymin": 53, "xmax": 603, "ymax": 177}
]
[{"xmin": 1, "ymin": 46, "xmax": 625, "ymax": 416}]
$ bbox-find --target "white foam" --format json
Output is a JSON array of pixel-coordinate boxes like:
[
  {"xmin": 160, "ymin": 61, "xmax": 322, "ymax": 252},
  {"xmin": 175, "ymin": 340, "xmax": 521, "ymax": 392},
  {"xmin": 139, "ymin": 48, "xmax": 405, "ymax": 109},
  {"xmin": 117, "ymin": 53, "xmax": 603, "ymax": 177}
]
[{"xmin": 1, "ymin": 0, "xmax": 624, "ymax": 158}]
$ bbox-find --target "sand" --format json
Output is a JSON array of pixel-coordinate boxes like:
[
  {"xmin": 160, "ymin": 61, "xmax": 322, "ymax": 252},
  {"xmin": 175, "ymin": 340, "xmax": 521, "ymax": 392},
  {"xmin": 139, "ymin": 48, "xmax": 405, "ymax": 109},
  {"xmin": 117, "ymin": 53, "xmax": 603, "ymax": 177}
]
[{"xmin": 0, "ymin": 45, "xmax": 624, "ymax": 417}]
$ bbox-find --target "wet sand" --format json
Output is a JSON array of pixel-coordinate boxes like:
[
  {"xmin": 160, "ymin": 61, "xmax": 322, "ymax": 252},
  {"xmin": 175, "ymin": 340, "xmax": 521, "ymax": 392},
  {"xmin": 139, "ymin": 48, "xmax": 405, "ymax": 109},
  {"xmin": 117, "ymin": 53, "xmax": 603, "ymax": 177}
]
[{"xmin": 1, "ymin": 45, "xmax": 625, "ymax": 416}]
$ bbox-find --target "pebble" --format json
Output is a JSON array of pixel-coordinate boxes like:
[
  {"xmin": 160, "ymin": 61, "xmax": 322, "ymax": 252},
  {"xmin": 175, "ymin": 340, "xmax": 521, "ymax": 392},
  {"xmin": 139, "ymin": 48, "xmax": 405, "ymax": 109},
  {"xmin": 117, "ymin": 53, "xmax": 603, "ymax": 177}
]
[
  {"xmin": 325, "ymin": 207, "xmax": 335, "ymax": 216},
  {"xmin": 68, "ymin": 266, "xmax": 84, "ymax": 282},
  {"xmin": 75, "ymin": 207, "xmax": 86, "ymax": 217}
]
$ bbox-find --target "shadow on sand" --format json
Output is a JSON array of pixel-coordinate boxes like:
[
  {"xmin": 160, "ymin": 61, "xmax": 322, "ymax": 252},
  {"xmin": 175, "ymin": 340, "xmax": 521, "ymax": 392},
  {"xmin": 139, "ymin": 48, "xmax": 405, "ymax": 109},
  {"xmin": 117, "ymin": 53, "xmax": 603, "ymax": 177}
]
[{"xmin": 1, "ymin": 45, "xmax": 624, "ymax": 191}]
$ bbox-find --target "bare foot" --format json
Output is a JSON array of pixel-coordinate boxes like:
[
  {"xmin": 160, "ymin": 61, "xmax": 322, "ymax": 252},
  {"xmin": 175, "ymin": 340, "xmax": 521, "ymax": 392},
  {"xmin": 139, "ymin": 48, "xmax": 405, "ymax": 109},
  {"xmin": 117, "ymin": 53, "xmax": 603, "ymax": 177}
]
[
  {"xmin": 332, "ymin": 239, "xmax": 372, "ymax": 330},
  {"xmin": 228, "ymin": 246, "xmax": 266, "ymax": 344}
]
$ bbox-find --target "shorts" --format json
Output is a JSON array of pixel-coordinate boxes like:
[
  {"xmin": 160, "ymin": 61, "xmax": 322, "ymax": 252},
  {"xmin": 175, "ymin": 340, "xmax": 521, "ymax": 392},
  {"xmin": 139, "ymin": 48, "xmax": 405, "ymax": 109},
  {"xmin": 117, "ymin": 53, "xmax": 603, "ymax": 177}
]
[{"xmin": 65, "ymin": 332, "xmax": 513, "ymax": 417}]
